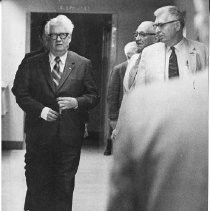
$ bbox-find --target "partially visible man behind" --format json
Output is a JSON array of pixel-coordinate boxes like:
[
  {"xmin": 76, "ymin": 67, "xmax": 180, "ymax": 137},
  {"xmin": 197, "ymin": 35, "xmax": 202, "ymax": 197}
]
[
  {"xmin": 107, "ymin": 0, "xmax": 208, "ymax": 210},
  {"xmin": 12, "ymin": 15, "xmax": 99, "ymax": 211},
  {"xmin": 134, "ymin": 5, "xmax": 208, "ymax": 87},
  {"xmin": 104, "ymin": 41, "xmax": 137, "ymax": 155},
  {"xmin": 111, "ymin": 21, "xmax": 157, "ymax": 141},
  {"xmin": 123, "ymin": 21, "xmax": 157, "ymax": 92}
]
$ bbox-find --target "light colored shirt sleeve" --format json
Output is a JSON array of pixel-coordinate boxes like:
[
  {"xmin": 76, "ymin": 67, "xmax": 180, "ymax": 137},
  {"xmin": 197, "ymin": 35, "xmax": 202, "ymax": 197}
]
[
  {"xmin": 74, "ymin": 98, "xmax": 78, "ymax": 109},
  {"xmin": 40, "ymin": 107, "xmax": 50, "ymax": 120}
]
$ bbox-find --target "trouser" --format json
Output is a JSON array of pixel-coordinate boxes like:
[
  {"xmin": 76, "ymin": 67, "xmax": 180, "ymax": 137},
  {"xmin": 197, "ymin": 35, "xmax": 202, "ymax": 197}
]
[
  {"xmin": 24, "ymin": 135, "xmax": 81, "ymax": 211},
  {"xmin": 105, "ymin": 126, "xmax": 113, "ymax": 150}
]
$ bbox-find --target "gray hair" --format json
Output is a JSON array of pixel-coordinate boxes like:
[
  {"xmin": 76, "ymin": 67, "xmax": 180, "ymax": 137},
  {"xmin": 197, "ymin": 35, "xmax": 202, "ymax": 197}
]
[
  {"xmin": 154, "ymin": 6, "xmax": 185, "ymax": 29},
  {"xmin": 45, "ymin": 15, "xmax": 74, "ymax": 35},
  {"xmin": 124, "ymin": 41, "xmax": 138, "ymax": 56}
]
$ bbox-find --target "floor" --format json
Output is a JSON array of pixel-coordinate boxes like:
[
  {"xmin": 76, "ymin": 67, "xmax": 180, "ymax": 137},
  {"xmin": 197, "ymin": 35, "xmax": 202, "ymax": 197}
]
[{"xmin": 2, "ymin": 146, "xmax": 113, "ymax": 211}]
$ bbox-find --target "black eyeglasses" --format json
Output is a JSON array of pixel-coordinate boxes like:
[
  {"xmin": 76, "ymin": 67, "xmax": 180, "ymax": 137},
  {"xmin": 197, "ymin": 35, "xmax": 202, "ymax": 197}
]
[
  {"xmin": 133, "ymin": 31, "xmax": 156, "ymax": 38},
  {"xmin": 153, "ymin": 20, "xmax": 179, "ymax": 28},
  {"xmin": 48, "ymin": 33, "xmax": 69, "ymax": 40}
]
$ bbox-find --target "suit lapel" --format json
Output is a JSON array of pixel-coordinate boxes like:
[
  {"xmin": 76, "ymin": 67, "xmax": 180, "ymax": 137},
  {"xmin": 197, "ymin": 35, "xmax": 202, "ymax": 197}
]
[
  {"xmin": 56, "ymin": 51, "xmax": 75, "ymax": 92},
  {"xmin": 41, "ymin": 52, "xmax": 56, "ymax": 93}
]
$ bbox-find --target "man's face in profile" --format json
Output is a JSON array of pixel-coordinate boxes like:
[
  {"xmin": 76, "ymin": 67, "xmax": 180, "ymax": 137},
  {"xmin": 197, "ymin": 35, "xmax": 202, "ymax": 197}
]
[
  {"xmin": 154, "ymin": 13, "xmax": 179, "ymax": 45},
  {"xmin": 134, "ymin": 25, "xmax": 156, "ymax": 52}
]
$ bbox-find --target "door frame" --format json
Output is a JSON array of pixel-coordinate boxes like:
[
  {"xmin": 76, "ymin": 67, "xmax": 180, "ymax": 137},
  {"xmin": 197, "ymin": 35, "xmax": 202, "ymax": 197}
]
[{"xmin": 99, "ymin": 14, "xmax": 118, "ymax": 145}]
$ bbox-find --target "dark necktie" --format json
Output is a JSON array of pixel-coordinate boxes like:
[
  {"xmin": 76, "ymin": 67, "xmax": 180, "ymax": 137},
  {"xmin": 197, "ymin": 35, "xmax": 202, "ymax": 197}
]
[
  {"xmin": 51, "ymin": 56, "xmax": 62, "ymax": 86},
  {"xmin": 168, "ymin": 46, "xmax": 179, "ymax": 79}
]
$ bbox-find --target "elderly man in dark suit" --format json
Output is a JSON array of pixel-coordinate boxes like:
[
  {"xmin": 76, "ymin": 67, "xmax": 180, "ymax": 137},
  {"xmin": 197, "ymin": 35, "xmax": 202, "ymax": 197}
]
[
  {"xmin": 104, "ymin": 41, "xmax": 137, "ymax": 155},
  {"xmin": 12, "ymin": 15, "xmax": 99, "ymax": 211}
]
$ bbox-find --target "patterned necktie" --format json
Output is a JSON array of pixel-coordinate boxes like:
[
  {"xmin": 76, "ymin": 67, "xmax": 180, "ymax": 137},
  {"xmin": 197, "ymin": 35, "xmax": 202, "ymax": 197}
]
[
  {"xmin": 51, "ymin": 56, "xmax": 62, "ymax": 86},
  {"xmin": 168, "ymin": 46, "xmax": 179, "ymax": 79}
]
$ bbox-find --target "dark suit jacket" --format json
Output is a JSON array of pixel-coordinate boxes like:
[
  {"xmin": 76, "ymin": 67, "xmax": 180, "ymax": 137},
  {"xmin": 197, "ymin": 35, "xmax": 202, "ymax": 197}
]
[
  {"xmin": 19, "ymin": 48, "xmax": 47, "ymax": 132},
  {"xmin": 107, "ymin": 61, "xmax": 127, "ymax": 121},
  {"xmin": 12, "ymin": 51, "xmax": 99, "ymax": 147},
  {"xmin": 108, "ymin": 71, "xmax": 208, "ymax": 211}
]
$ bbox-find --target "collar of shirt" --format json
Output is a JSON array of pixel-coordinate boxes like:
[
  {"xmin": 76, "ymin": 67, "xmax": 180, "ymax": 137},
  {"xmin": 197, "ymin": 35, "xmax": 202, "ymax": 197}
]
[
  {"xmin": 49, "ymin": 52, "xmax": 68, "ymax": 73},
  {"xmin": 166, "ymin": 37, "xmax": 185, "ymax": 52},
  {"xmin": 165, "ymin": 37, "xmax": 189, "ymax": 80}
]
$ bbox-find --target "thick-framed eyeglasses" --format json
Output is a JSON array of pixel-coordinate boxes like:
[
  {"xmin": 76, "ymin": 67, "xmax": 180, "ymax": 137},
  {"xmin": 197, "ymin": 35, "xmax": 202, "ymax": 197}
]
[
  {"xmin": 48, "ymin": 33, "xmax": 69, "ymax": 40},
  {"xmin": 153, "ymin": 20, "xmax": 179, "ymax": 28},
  {"xmin": 133, "ymin": 31, "xmax": 156, "ymax": 38}
]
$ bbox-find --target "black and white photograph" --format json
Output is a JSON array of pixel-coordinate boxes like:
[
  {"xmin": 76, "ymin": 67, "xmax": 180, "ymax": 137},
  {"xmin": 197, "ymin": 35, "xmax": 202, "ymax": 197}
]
[{"xmin": 1, "ymin": 0, "xmax": 208, "ymax": 210}]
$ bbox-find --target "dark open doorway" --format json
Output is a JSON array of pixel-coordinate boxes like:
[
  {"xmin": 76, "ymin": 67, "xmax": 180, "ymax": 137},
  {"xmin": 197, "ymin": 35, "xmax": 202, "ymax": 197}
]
[{"xmin": 30, "ymin": 12, "xmax": 114, "ymax": 146}]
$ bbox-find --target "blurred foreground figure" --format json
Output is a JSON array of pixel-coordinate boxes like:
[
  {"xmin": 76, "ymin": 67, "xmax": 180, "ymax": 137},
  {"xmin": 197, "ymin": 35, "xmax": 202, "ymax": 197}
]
[
  {"xmin": 107, "ymin": 72, "xmax": 208, "ymax": 211},
  {"xmin": 107, "ymin": 1, "xmax": 208, "ymax": 210}
]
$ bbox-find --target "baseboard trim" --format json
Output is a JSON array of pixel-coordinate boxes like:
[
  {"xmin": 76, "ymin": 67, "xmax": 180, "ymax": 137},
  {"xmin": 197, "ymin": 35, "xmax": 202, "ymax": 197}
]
[{"xmin": 2, "ymin": 141, "xmax": 24, "ymax": 150}]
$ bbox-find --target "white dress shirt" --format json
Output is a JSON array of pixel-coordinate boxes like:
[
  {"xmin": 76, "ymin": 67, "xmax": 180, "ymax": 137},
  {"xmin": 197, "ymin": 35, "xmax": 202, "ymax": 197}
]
[
  {"xmin": 49, "ymin": 52, "xmax": 68, "ymax": 73},
  {"xmin": 41, "ymin": 52, "xmax": 77, "ymax": 120},
  {"xmin": 165, "ymin": 38, "xmax": 190, "ymax": 80}
]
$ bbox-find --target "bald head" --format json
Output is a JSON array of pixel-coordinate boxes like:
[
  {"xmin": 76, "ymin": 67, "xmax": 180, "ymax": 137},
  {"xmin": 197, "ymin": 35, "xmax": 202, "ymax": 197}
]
[
  {"xmin": 135, "ymin": 21, "xmax": 157, "ymax": 52},
  {"xmin": 124, "ymin": 41, "xmax": 138, "ymax": 60},
  {"xmin": 136, "ymin": 21, "xmax": 156, "ymax": 34}
]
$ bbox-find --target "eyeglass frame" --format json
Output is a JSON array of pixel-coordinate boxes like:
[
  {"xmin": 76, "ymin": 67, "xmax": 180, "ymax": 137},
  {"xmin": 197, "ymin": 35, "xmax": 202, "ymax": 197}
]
[
  {"xmin": 133, "ymin": 31, "xmax": 156, "ymax": 38},
  {"xmin": 48, "ymin": 33, "xmax": 70, "ymax": 40},
  {"xmin": 153, "ymin": 19, "xmax": 180, "ymax": 28}
]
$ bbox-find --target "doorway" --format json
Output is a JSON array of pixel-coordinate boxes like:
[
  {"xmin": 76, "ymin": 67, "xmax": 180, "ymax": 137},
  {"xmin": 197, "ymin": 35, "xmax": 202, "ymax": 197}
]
[{"xmin": 30, "ymin": 12, "xmax": 115, "ymax": 146}]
